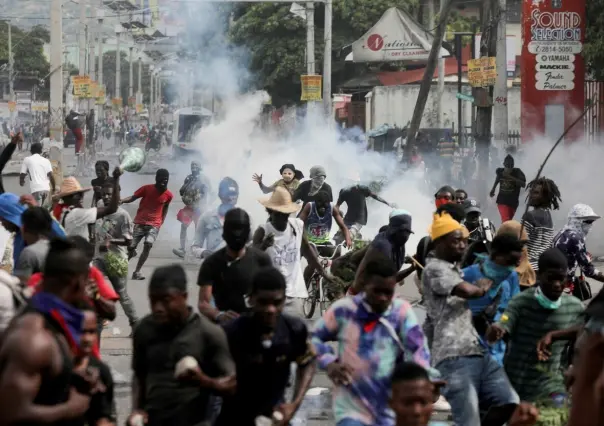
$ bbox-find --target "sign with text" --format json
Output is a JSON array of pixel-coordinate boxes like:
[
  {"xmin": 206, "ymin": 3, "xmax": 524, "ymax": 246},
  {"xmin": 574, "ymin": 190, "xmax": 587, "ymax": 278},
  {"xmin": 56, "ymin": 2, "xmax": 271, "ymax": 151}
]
[
  {"xmin": 467, "ymin": 57, "xmax": 497, "ymax": 87},
  {"xmin": 521, "ymin": 0, "xmax": 585, "ymax": 143},
  {"xmin": 72, "ymin": 76, "xmax": 91, "ymax": 98},
  {"xmin": 96, "ymin": 86, "xmax": 106, "ymax": 105},
  {"xmin": 31, "ymin": 101, "xmax": 49, "ymax": 112},
  {"xmin": 300, "ymin": 75, "xmax": 322, "ymax": 101}
]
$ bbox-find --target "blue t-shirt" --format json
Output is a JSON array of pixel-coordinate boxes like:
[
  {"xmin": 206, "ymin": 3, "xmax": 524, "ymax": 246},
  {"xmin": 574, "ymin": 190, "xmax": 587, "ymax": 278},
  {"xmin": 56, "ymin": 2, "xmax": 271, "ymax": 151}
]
[{"xmin": 462, "ymin": 264, "xmax": 520, "ymax": 365}]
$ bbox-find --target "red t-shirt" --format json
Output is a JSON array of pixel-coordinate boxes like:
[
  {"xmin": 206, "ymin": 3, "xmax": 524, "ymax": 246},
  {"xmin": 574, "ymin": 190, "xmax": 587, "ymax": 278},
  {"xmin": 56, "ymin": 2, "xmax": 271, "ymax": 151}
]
[
  {"xmin": 133, "ymin": 185, "xmax": 173, "ymax": 227},
  {"xmin": 28, "ymin": 266, "xmax": 120, "ymax": 301}
]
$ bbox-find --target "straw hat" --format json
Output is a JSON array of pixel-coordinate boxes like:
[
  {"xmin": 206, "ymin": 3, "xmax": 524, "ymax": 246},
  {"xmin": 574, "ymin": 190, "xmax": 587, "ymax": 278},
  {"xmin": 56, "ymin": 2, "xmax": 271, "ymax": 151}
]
[
  {"xmin": 56, "ymin": 176, "xmax": 92, "ymax": 199},
  {"xmin": 259, "ymin": 186, "xmax": 301, "ymax": 214}
]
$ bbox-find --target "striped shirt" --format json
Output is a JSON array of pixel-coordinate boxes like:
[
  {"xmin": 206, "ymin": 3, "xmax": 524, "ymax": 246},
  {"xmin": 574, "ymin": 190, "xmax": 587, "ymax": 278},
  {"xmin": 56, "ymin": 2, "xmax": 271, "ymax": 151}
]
[
  {"xmin": 497, "ymin": 288, "xmax": 583, "ymax": 401},
  {"xmin": 522, "ymin": 208, "xmax": 554, "ymax": 271},
  {"xmin": 311, "ymin": 295, "xmax": 436, "ymax": 426}
]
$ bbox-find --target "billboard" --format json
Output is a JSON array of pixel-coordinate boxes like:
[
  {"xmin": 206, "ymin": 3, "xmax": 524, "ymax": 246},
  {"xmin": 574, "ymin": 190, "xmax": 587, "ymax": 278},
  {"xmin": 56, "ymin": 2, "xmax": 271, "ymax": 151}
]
[{"xmin": 521, "ymin": 0, "xmax": 585, "ymax": 143}]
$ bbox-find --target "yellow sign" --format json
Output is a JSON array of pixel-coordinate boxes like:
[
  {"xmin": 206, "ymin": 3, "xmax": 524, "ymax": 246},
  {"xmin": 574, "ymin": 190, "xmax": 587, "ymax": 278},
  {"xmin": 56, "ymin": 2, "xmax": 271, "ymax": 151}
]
[
  {"xmin": 468, "ymin": 57, "xmax": 497, "ymax": 87},
  {"xmin": 111, "ymin": 98, "xmax": 122, "ymax": 110},
  {"xmin": 7, "ymin": 101, "xmax": 15, "ymax": 112},
  {"xmin": 89, "ymin": 81, "xmax": 98, "ymax": 98},
  {"xmin": 72, "ymin": 75, "xmax": 91, "ymax": 98},
  {"xmin": 136, "ymin": 104, "xmax": 143, "ymax": 113},
  {"xmin": 300, "ymin": 75, "xmax": 322, "ymax": 101},
  {"xmin": 31, "ymin": 101, "xmax": 49, "ymax": 112},
  {"xmin": 96, "ymin": 86, "xmax": 106, "ymax": 105}
]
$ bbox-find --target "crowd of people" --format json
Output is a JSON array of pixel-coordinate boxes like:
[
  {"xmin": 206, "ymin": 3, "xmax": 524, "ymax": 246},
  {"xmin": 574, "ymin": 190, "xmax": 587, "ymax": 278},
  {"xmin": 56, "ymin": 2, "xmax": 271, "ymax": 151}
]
[{"xmin": 0, "ymin": 131, "xmax": 604, "ymax": 426}]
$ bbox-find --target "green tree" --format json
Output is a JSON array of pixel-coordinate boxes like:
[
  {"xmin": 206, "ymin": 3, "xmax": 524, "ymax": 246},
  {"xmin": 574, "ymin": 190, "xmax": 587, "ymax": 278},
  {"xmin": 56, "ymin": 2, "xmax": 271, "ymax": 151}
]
[
  {"xmin": 230, "ymin": 0, "xmax": 418, "ymax": 106},
  {"xmin": 444, "ymin": 11, "xmax": 478, "ymax": 42},
  {"xmin": 0, "ymin": 22, "xmax": 50, "ymax": 78},
  {"xmin": 585, "ymin": 0, "xmax": 604, "ymax": 79}
]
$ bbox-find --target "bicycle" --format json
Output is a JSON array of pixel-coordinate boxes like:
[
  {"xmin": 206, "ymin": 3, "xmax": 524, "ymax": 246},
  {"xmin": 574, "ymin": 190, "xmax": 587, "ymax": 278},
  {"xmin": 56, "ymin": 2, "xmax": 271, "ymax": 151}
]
[{"xmin": 303, "ymin": 242, "xmax": 349, "ymax": 319}]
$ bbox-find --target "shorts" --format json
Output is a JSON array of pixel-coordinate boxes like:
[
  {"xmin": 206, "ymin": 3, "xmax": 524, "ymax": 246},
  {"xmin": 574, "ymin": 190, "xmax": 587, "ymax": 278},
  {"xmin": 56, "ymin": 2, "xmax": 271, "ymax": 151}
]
[
  {"xmin": 32, "ymin": 190, "xmax": 49, "ymax": 206},
  {"xmin": 132, "ymin": 224, "xmax": 160, "ymax": 247},
  {"xmin": 176, "ymin": 205, "xmax": 201, "ymax": 227}
]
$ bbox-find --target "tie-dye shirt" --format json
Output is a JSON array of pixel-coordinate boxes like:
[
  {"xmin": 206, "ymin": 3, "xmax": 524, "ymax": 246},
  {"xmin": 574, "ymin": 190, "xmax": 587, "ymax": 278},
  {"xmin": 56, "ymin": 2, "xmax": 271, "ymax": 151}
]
[{"xmin": 311, "ymin": 294, "xmax": 437, "ymax": 426}]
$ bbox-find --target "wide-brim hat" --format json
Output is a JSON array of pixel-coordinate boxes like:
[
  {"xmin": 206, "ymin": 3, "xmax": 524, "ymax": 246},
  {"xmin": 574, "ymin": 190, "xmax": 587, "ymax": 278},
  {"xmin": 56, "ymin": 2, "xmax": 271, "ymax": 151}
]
[
  {"xmin": 56, "ymin": 176, "xmax": 92, "ymax": 199},
  {"xmin": 259, "ymin": 186, "xmax": 301, "ymax": 214}
]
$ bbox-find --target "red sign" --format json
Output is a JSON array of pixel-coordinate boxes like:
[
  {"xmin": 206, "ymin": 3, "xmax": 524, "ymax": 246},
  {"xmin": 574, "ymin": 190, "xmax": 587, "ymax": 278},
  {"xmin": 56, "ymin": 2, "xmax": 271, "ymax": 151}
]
[
  {"xmin": 521, "ymin": 0, "xmax": 586, "ymax": 144},
  {"xmin": 367, "ymin": 34, "xmax": 384, "ymax": 51}
]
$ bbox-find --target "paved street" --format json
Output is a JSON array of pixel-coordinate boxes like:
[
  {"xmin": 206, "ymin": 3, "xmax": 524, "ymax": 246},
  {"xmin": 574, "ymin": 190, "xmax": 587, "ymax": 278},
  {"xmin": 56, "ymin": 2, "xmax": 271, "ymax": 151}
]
[{"xmin": 3, "ymin": 137, "xmax": 600, "ymax": 425}]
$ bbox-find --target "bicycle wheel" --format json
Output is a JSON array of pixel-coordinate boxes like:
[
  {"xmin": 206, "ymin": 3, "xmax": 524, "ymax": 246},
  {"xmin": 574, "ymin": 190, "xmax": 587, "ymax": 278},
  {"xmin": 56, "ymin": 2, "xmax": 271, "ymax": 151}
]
[{"xmin": 302, "ymin": 276, "xmax": 319, "ymax": 319}]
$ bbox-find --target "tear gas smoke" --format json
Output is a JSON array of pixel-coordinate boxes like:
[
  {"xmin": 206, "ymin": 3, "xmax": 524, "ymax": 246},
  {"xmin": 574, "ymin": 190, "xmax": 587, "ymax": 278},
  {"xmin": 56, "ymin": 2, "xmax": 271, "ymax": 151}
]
[
  {"xmin": 179, "ymin": 93, "xmax": 435, "ymax": 250},
  {"xmin": 508, "ymin": 137, "xmax": 604, "ymax": 254},
  {"xmin": 138, "ymin": 0, "xmax": 437, "ymax": 250},
  {"xmin": 128, "ymin": 0, "xmax": 604, "ymax": 256}
]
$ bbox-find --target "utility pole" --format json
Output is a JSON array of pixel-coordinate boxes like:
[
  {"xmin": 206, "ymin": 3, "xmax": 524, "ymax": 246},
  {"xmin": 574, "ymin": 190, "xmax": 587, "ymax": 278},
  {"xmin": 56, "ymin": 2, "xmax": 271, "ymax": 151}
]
[
  {"xmin": 436, "ymin": 0, "xmax": 446, "ymax": 127},
  {"xmin": 97, "ymin": 6, "xmax": 104, "ymax": 119},
  {"xmin": 115, "ymin": 29, "xmax": 121, "ymax": 103},
  {"xmin": 88, "ymin": 4, "xmax": 96, "ymax": 115},
  {"xmin": 322, "ymin": 0, "xmax": 332, "ymax": 117},
  {"xmin": 306, "ymin": 2, "xmax": 315, "ymax": 114},
  {"xmin": 50, "ymin": 0, "xmax": 63, "ymax": 141},
  {"xmin": 406, "ymin": 0, "xmax": 455, "ymax": 149},
  {"xmin": 8, "ymin": 20, "xmax": 14, "ymax": 128},
  {"xmin": 137, "ymin": 56, "xmax": 142, "ymax": 106},
  {"xmin": 78, "ymin": 0, "xmax": 86, "ymax": 114},
  {"xmin": 493, "ymin": 0, "xmax": 508, "ymax": 150},
  {"xmin": 149, "ymin": 70, "xmax": 154, "ymax": 122},
  {"xmin": 474, "ymin": 0, "xmax": 498, "ymax": 202},
  {"xmin": 128, "ymin": 46, "xmax": 133, "ymax": 100}
]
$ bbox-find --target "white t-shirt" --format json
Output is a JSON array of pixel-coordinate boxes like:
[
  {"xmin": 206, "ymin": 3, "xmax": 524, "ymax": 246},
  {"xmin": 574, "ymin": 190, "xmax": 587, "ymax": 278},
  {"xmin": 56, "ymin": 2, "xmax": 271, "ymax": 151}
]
[
  {"xmin": 261, "ymin": 217, "xmax": 308, "ymax": 298},
  {"xmin": 20, "ymin": 154, "xmax": 53, "ymax": 193},
  {"xmin": 61, "ymin": 207, "xmax": 98, "ymax": 240}
]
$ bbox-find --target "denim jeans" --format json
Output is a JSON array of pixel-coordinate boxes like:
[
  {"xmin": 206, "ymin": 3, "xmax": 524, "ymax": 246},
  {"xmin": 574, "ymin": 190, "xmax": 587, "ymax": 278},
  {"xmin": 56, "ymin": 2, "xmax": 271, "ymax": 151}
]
[
  {"xmin": 94, "ymin": 258, "xmax": 139, "ymax": 326},
  {"xmin": 436, "ymin": 354, "xmax": 519, "ymax": 426}
]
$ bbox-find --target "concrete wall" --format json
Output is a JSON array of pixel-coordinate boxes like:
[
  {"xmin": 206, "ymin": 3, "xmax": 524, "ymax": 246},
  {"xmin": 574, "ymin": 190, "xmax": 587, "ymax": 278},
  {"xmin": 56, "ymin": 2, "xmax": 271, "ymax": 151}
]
[{"xmin": 367, "ymin": 83, "xmax": 521, "ymax": 133}]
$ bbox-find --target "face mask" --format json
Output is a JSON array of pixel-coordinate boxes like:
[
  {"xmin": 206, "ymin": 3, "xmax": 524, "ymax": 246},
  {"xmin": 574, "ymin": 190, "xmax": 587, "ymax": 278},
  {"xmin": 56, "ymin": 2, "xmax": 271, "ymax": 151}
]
[
  {"xmin": 581, "ymin": 221, "xmax": 594, "ymax": 236},
  {"xmin": 435, "ymin": 198, "xmax": 450, "ymax": 209},
  {"xmin": 223, "ymin": 227, "xmax": 249, "ymax": 251},
  {"xmin": 535, "ymin": 286, "xmax": 561, "ymax": 310},
  {"xmin": 479, "ymin": 255, "xmax": 516, "ymax": 286}
]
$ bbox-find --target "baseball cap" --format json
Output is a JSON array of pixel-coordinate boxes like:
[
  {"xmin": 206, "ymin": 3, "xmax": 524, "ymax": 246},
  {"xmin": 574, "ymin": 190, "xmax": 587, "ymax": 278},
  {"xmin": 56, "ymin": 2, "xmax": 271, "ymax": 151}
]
[
  {"xmin": 463, "ymin": 198, "xmax": 482, "ymax": 214},
  {"xmin": 389, "ymin": 213, "xmax": 413, "ymax": 233}
]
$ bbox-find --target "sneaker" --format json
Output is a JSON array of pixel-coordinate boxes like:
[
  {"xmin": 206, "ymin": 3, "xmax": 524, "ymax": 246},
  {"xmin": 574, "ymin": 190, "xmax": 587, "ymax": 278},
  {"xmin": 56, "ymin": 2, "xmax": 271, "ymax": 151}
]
[
  {"xmin": 433, "ymin": 395, "xmax": 451, "ymax": 412},
  {"xmin": 173, "ymin": 248, "xmax": 185, "ymax": 259},
  {"xmin": 132, "ymin": 272, "xmax": 145, "ymax": 280}
]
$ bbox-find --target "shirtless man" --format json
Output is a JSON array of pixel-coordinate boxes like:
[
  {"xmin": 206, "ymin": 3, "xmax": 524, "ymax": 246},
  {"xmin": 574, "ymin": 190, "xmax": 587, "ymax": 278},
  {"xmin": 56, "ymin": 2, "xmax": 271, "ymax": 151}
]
[{"xmin": 0, "ymin": 238, "xmax": 96, "ymax": 425}]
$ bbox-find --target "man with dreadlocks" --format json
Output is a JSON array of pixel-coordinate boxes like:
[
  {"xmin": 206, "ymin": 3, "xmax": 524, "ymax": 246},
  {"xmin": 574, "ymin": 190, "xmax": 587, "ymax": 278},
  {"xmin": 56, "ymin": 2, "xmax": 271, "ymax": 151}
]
[{"xmin": 522, "ymin": 176, "xmax": 561, "ymax": 274}]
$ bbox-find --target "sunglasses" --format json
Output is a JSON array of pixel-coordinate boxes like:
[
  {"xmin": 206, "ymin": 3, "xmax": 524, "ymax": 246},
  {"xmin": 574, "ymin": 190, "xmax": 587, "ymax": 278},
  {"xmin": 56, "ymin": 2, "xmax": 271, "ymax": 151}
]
[{"xmin": 584, "ymin": 220, "xmax": 595, "ymax": 225}]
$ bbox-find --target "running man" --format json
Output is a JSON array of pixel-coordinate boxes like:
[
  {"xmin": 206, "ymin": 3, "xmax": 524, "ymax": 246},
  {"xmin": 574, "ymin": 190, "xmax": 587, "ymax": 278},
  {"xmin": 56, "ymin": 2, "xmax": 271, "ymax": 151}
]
[
  {"xmin": 121, "ymin": 168, "xmax": 173, "ymax": 280},
  {"xmin": 173, "ymin": 161, "xmax": 209, "ymax": 258},
  {"xmin": 336, "ymin": 177, "xmax": 393, "ymax": 239}
]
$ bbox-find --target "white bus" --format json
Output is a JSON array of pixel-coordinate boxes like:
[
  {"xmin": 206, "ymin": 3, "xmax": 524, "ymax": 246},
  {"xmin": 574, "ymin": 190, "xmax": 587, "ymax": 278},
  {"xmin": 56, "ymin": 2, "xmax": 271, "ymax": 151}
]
[{"xmin": 171, "ymin": 106, "xmax": 213, "ymax": 156}]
